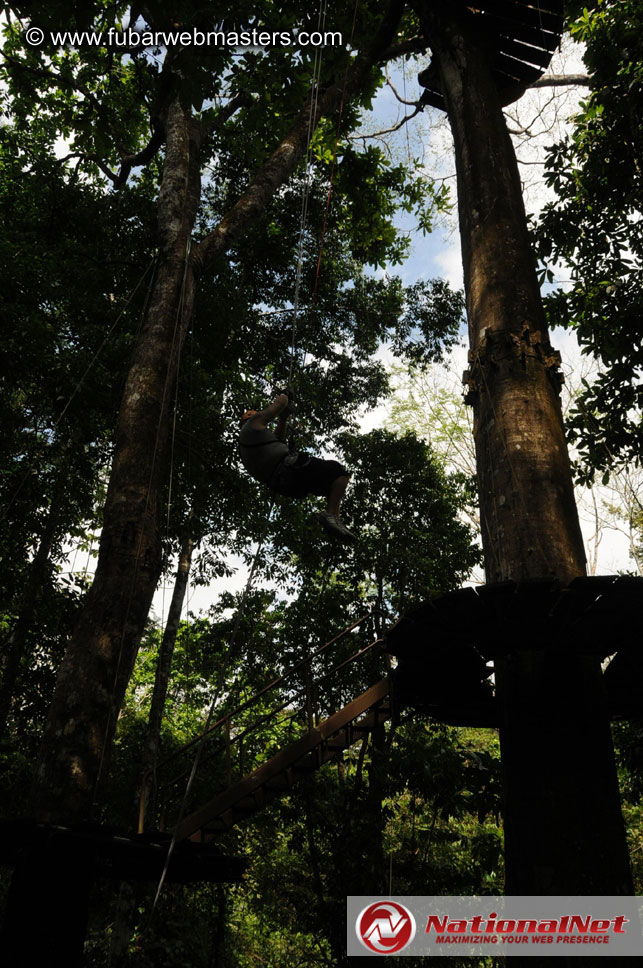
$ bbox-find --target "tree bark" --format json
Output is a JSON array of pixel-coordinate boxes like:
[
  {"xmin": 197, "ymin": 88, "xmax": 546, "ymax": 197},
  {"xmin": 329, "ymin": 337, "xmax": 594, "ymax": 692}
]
[
  {"xmin": 420, "ymin": 0, "xmax": 633, "ymax": 898},
  {"xmin": 423, "ymin": 8, "xmax": 585, "ymax": 585}
]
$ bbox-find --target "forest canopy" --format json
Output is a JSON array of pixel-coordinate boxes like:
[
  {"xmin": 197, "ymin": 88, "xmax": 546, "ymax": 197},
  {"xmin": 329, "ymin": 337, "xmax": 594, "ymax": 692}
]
[{"xmin": 1, "ymin": 1, "xmax": 642, "ymax": 965}]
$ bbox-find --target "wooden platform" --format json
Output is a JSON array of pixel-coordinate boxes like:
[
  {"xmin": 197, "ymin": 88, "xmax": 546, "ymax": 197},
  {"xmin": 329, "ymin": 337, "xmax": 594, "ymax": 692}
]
[
  {"xmin": 387, "ymin": 577, "xmax": 643, "ymax": 726},
  {"xmin": 418, "ymin": 0, "xmax": 564, "ymax": 109},
  {"xmin": 0, "ymin": 819, "xmax": 246, "ymax": 883}
]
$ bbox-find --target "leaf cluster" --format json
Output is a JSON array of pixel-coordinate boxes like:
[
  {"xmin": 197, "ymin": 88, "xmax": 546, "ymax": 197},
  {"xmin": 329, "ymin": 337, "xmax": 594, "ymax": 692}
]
[{"xmin": 534, "ymin": 0, "xmax": 643, "ymax": 479}]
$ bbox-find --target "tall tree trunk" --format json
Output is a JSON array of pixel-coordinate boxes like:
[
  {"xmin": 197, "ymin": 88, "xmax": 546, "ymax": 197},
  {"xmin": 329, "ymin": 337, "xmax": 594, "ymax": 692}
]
[
  {"xmin": 140, "ymin": 527, "xmax": 194, "ymax": 830},
  {"xmin": 2, "ymin": 96, "xmax": 203, "ymax": 967},
  {"xmin": 424, "ymin": 14, "xmax": 585, "ymax": 584},
  {"xmin": 420, "ymin": 1, "xmax": 632, "ymax": 896},
  {"xmin": 28, "ymin": 96, "xmax": 202, "ymax": 824}
]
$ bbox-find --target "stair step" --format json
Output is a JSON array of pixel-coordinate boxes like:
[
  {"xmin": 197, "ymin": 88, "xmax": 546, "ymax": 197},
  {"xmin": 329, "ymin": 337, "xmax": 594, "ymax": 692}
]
[
  {"xmin": 292, "ymin": 763, "xmax": 317, "ymax": 774},
  {"xmin": 264, "ymin": 774, "xmax": 292, "ymax": 792},
  {"xmin": 235, "ymin": 797, "xmax": 260, "ymax": 813}
]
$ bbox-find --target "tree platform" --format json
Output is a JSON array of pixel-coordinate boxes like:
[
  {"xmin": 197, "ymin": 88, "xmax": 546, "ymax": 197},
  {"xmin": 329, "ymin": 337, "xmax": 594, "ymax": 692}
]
[
  {"xmin": 386, "ymin": 576, "xmax": 643, "ymax": 726},
  {"xmin": 418, "ymin": 0, "xmax": 564, "ymax": 110},
  {"xmin": 0, "ymin": 818, "xmax": 246, "ymax": 883}
]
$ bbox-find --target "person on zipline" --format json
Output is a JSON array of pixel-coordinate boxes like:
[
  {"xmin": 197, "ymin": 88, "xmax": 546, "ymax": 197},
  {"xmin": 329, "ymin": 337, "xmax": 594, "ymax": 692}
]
[{"xmin": 239, "ymin": 392, "xmax": 355, "ymax": 543}]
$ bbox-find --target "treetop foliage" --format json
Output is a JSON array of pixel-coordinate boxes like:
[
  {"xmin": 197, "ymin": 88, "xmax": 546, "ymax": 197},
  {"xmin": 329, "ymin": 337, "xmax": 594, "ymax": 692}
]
[{"xmin": 535, "ymin": 0, "xmax": 643, "ymax": 480}]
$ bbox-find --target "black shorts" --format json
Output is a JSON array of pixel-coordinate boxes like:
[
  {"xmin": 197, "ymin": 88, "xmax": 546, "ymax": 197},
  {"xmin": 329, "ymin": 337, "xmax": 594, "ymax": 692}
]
[{"xmin": 270, "ymin": 454, "xmax": 348, "ymax": 499}]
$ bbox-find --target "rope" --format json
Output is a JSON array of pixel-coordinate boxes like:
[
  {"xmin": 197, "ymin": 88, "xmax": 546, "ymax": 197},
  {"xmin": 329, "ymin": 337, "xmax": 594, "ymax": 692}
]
[
  {"xmin": 312, "ymin": 0, "xmax": 360, "ymax": 303},
  {"xmin": 288, "ymin": 0, "xmax": 360, "ymax": 384},
  {"xmin": 151, "ymin": 0, "xmax": 361, "ymax": 911},
  {"xmin": 288, "ymin": 0, "xmax": 328, "ymax": 386}
]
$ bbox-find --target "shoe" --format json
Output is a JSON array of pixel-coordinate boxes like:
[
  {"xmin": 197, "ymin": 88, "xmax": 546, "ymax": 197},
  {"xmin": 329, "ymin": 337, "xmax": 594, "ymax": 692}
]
[{"xmin": 316, "ymin": 511, "xmax": 356, "ymax": 543}]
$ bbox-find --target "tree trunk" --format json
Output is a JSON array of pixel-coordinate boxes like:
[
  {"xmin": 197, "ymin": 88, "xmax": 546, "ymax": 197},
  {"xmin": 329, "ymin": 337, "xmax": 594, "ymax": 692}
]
[
  {"xmin": 2, "ymin": 97, "xmax": 203, "ymax": 968},
  {"xmin": 139, "ymin": 528, "xmax": 194, "ymax": 830},
  {"xmin": 423, "ymin": 10, "xmax": 585, "ymax": 584},
  {"xmin": 420, "ymin": 1, "xmax": 632, "ymax": 897},
  {"xmin": 28, "ymin": 96, "xmax": 202, "ymax": 825}
]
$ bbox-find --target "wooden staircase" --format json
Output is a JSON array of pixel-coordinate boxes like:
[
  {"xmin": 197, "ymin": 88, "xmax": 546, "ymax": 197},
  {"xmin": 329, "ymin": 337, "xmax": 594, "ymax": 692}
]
[
  {"xmin": 147, "ymin": 612, "xmax": 395, "ymax": 843},
  {"xmin": 174, "ymin": 677, "xmax": 392, "ymax": 842}
]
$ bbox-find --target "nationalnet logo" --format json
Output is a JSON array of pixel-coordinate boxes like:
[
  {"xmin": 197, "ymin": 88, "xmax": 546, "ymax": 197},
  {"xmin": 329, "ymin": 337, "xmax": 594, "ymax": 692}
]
[
  {"xmin": 356, "ymin": 901, "xmax": 416, "ymax": 954},
  {"xmin": 425, "ymin": 911, "xmax": 627, "ymax": 947},
  {"xmin": 347, "ymin": 896, "xmax": 643, "ymax": 957}
]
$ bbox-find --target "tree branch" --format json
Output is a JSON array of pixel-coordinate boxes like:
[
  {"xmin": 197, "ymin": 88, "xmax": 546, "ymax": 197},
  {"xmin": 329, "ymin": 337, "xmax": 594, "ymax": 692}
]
[
  {"xmin": 379, "ymin": 36, "xmax": 428, "ymax": 62},
  {"xmin": 349, "ymin": 102, "xmax": 424, "ymax": 141},
  {"xmin": 115, "ymin": 124, "xmax": 165, "ymax": 185},
  {"xmin": 385, "ymin": 65, "xmax": 418, "ymax": 106},
  {"xmin": 201, "ymin": 91, "xmax": 252, "ymax": 139},
  {"xmin": 531, "ymin": 73, "xmax": 591, "ymax": 88},
  {"xmin": 194, "ymin": 0, "xmax": 406, "ymax": 274},
  {"xmin": 0, "ymin": 44, "xmax": 172, "ymax": 187},
  {"xmin": 0, "ymin": 49, "xmax": 130, "ymax": 154}
]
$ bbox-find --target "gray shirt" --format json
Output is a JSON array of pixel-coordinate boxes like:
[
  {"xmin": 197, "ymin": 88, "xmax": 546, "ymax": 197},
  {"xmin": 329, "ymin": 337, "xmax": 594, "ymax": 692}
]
[{"xmin": 238, "ymin": 421, "xmax": 290, "ymax": 485}]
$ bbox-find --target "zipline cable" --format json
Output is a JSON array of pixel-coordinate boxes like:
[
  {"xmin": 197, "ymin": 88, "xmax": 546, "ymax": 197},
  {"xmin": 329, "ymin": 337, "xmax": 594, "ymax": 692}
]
[
  {"xmin": 312, "ymin": 0, "xmax": 360, "ymax": 304},
  {"xmin": 288, "ymin": 0, "xmax": 328, "ymax": 386}
]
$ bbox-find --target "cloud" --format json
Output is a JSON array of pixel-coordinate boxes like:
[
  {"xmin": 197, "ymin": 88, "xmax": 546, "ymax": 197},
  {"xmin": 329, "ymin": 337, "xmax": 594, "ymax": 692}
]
[{"xmin": 434, "ymin": 237, "xmax": 463, "ymax": 290}]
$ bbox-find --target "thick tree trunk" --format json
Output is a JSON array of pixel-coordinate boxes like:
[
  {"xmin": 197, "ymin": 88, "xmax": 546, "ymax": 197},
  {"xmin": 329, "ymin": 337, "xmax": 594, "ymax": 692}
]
[
  {"xmin": 425, "ymin": 13, "xmax": 585, "ymax": 584},
  {"xmin": 28, "ymin": 97, "xmax": 202, "ymax": 824},
  {"xmin": 3, "ymin": 97, "xmax": 202, "ymax": 967},
  {"xmin": 421, "ymin": 1, "xmax": 632, "ymax": 897}
]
